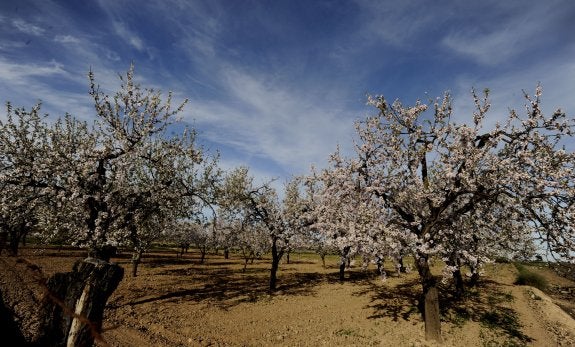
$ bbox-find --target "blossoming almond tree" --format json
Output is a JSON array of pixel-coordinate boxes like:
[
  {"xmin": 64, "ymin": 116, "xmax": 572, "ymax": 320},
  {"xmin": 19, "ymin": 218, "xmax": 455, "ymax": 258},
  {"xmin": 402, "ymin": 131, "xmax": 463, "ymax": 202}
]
[
  {"xmin": 308, "ymin": 152, "xmax": 412, "ymax": 281},
  {"xmin": 3, "ymin": 66, "xmax": 218, "ymax": 345},
  {"xmin": 219, "ymin": 167, "xmax": 308, "ymax": 290},
  {"xmin": 316, "ymin": 87, "xmax": 574, "ymax": 342},
  {"xmin": 0, "ymin": 104, "xmax": 53, "ymax": 255}
]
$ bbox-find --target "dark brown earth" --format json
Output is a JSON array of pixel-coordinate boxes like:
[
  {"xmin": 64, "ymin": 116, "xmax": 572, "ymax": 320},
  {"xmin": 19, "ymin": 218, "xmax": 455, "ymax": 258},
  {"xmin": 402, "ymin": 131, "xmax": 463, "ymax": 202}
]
[{"xmin": 1, "ymin": 247, "xmax": 574, "ymax": 346}]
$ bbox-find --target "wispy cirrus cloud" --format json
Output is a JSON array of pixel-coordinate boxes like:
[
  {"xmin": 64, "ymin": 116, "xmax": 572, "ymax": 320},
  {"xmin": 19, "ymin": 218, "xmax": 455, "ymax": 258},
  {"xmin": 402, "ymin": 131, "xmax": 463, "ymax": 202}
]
[
  {"xmin": 354, "ymin": 0, "xmax": 439, "ymax": 47},
  {"xmin": 450, "ymin": 48, "xmax": 575, "ymax": 129},
  {"xmin": 112, "ymin": 21, "xmax": 144, "ymax": 51},
  {"xmin": 1, "ymin": 0, "xmax": 573, "ymax": 184},
  {"xmin": 0, "ymin": 58, "xmax": 68, "ymax": 82},
  {"xmin": 54, "ymin": 35, "xmax": 80, "ymax": 44},
  {"xmin": 186, "ymin": 66, "xmax": 356, "ymax": 176},
  {"xmin": 441, "ymin": 1, "xmax": 573, "ymax": 66},
  {"xmin": 12, "ymin": 18, "xmax": 45, "ymax": 36}
]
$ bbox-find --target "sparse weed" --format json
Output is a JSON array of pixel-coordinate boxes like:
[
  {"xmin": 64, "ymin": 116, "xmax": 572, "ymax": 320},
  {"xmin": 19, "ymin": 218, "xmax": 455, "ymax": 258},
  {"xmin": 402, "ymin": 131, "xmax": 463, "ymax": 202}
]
[
  {"xmin": 514, "ymin": 264, "xmax": 548, "ymax": 291},
  {"xmin": 335, "ymin": 327, "xmax": 360, "ymax": 337}
]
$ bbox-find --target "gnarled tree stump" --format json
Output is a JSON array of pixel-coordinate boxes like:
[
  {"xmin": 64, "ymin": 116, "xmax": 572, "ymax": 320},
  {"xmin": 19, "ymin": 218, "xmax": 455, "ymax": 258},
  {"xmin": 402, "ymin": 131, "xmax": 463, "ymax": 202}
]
[{"xmin": 37, "ymin": 258, "xmax": 123, "ymax": 347}]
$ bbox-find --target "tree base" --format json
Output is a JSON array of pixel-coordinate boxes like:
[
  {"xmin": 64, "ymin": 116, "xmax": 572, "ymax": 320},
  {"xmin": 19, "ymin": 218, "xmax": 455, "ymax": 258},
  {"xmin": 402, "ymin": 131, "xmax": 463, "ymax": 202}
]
[{"xmin": 37, "ymin": 258, "xmax": 124, "ymax": 346}]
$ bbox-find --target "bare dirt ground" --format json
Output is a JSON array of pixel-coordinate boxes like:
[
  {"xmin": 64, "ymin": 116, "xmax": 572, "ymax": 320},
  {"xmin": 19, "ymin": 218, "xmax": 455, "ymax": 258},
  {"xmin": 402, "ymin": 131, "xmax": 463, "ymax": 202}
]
[{"xmin": 1, "ymin": 247, "xmax": 575, "ymax": 347}]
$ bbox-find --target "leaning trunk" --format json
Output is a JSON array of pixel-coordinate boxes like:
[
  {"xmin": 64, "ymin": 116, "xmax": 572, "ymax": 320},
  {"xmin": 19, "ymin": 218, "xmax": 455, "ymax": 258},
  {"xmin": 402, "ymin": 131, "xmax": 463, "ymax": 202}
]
[{"xmin": 416, "ymin": 255, "xmax": 443, "ymax": 343}]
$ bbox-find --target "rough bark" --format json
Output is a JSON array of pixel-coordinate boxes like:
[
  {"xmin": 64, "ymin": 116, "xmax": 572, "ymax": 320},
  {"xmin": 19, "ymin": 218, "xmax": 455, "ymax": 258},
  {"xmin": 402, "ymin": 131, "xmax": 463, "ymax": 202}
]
[
  {"xmin": 416, "ymin": 255, "xmax": 443, "ymax": 343},
  {"xmin": 36, "ymin": 258, "xmax": 124, "ymax": 347}
]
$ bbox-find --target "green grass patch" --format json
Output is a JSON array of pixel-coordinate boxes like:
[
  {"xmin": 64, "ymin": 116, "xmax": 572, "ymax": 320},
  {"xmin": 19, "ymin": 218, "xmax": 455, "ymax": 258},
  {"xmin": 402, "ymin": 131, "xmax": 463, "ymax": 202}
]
[
  {"xmin": 513, "ymin": 263, "xmax": 548, "ymax": 291},
  {"xmin": 335, "ymin": 328, "xmax": 360, "ymax": 337}
]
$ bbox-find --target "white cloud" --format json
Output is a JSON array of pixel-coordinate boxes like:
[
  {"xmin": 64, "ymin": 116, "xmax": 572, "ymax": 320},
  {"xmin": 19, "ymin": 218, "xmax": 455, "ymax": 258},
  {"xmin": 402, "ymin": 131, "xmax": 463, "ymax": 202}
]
[
  {"xmin": 0, "ymin": 58, "xmax": 68, "ymax": 83},
  {"xmin": 354, "ymin": 0, "xmax": 437, "ymax": 47},
  {"xmin": 113, "ymin": 21, "xmax": 144, "ymax": 51},
  {"xmin": 12, "ymin": 19, "xmax": 45, "ymax": 36},
  {"xmin": 450, "ymin": 51, "xmax": 575, "ymax": 129},
  {"xmin": 441, "ymin": 1, "xmax": 568, "ymax": 66},
  {"xmin": 54, "ymin": 35, "xmax": 80, "ymax": 44},
  {"xmin": 442, "ymin": 28, "xmax": 522, "ymax": 66},
  {"xmin": 185, "ymin": 67, "xmax": 355, "ymax": 176}
]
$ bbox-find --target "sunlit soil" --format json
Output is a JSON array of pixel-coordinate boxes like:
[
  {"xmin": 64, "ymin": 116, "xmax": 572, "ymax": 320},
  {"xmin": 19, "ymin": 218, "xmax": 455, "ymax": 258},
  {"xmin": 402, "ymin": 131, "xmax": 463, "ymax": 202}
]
[{"xmin": 2, "ymin": 247, "xmax": 575, "ymax": 346}]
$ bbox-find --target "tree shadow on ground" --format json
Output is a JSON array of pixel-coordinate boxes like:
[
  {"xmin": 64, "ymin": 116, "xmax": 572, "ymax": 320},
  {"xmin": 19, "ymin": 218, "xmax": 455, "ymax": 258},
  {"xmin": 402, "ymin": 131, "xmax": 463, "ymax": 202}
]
[
  {"xmin": 125, "ymin": 264, "xmax": 385, "ymax": 310},
  {"xmin": 355, "ymin": 275, "xmax": 533, "ymax": 344},
  {"xmin": 126, "ymin": 261, "xmax": 354, "ymax": 310},
  {"xmin": 439, "ymin": 279, "xmax": 533, "ymax": 344},
  {"xmin": 353, "ymin": 277, "xmax": 421, "ymax": 322}
]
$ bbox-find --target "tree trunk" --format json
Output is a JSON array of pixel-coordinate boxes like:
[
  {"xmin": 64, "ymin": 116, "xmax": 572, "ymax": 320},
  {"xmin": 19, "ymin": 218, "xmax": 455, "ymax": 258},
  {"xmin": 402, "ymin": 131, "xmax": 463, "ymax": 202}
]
[
  {"xmin": 269, "ymin": 239, "xmax": 283, "ymax": 291},
  {"xmin": 339, "ymin": 246, "xmax": 351, "ymax": 281},
  {"xmin": 131, "ymin": 250, "xmax": 142, "ymax": 277},
  {"xmin": 224, "ymin": 248, "xmax": 229, "ymax": 259},
  {"xmin": 37, "ymin": 257, "xmax": 124, "ymax": 347},
  {"xmin": 200, "ymin": 246, "xmax": 206, "ymax": 264},
  {"xmin": 469, "ymin": 269, "xmax": 480, "ymax": 287},
  {"xmin": 286, "ymin": 250, "xmax": 290, "ymax": 264},
  {"xmin": 376, "ymin": 257, "xmax": 384, "ymax": 275},
  {"xmin": 0, "ymin": 232, "xmax": 7, "ymax": 256},
  {"xmin": 398, "ymin": 256, "xmax": 406, "ymax": 273},
  {"xmin": 8, "ymin": 231, "xmax": 20, "ymax": 256},
  {"xmin": 321, "ymin": 254, "xmax": 326, "ymax": 269},
  {"xmin": 452, "ymin": 267, "xmax": 464, "ymax": 299},
  {"xmin": 416, "ymin": 255, "xmax": 443, "ymax": 343},
  {"xmin": 448, "ymin": 255, "xmax": 464, "ymax": 298}
]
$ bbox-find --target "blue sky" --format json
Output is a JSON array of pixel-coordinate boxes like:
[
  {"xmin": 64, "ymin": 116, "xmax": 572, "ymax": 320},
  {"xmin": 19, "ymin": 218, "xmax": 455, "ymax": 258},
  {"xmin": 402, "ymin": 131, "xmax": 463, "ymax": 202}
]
[{"xmin": 1, "ymin": 0, "xmax": 574, "ymax": 185}]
